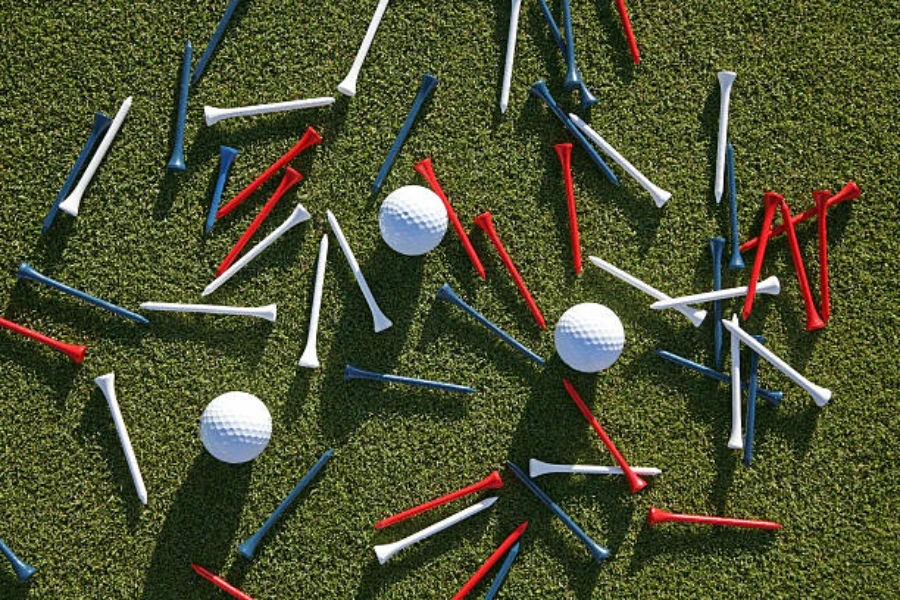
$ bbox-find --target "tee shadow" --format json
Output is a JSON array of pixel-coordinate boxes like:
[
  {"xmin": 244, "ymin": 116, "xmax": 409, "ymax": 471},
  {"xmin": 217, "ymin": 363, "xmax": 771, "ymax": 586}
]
[{"xmin": 629, "ymin": 521, "xmax": 779, "ymax": 574}]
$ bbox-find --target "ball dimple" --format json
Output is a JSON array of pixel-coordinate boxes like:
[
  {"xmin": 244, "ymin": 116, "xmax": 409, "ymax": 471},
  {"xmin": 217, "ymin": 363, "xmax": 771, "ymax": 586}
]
[
  {"xmin": 554, "ymin": 303, "xmax": 625, "ymax": 373},
  {"xmin": 200, "ymin": 391, "xmax": 272, "ymax": 464},
  {"xmin": 379, "ymin": 185, "xmax": 448, "ymax": 256}
]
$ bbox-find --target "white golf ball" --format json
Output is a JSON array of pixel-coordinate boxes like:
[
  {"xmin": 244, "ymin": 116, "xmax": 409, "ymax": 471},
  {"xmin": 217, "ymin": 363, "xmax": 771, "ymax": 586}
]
[
  {"xmin": 378, "ymin": 185, "xmax": 448, "ymax": 256},
  {"xmin": 554, "ymin": 303, "xmax": 625, "ymax": 373},
  {"xmin": 200, "ymin": 391, "xmax": 272, "ymax": 464}
]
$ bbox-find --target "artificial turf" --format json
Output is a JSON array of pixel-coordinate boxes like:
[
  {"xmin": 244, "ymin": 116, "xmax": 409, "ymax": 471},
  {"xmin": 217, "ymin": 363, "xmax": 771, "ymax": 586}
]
[{"xmin": 0, "ymin": 0, "xmax": 898, "ymax": 597}]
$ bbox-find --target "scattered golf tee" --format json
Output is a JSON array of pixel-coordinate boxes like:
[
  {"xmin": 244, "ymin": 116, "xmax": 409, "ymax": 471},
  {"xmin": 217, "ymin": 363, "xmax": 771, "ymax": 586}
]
[
  {"xmin": 727, "ymin": 315, "xmax": 743, "ymax": 450},
  {"xmin": 452, "ymin": 522, "xmax": 528, "ymax": 600},
  {"xmin": 726, "ymin": 142, "xmax": 744, "ymax": 269},
  {"xmin": 139, "ymin": 302, "xmax": 276, "ymax": 322},
  {"xmin": 0, "ymin": 316, "xmax": 87, "ymax": 363},
  {"xmin": 436, "ymin": 283, "xmax": 545, "ymax": 365},
  {"xmin": 563, "ymin": 379, "xmax": 647, "ymax": 493},
  {"xmin": 506, "ymin": 460, "xmax": 609, "ymax": 562},
  {"xmin": 200, "ymin": 392, "xmax": 272, "ymax": 463},
  {"xmin": 378, "ymin": 185, "xmax": 448, "ymax": 255},
  {"xmin": 0, "ymin": 537, "xmax": 36, "ymax": 583},
  {"xmin": 202, "ymin": 203, "xmax": 311, "ymax": 296},
  {"xmin": 337, "ymin": 0, "xmax": 391, "ymax": 97},
  {"xmin": 95, "ymin": 373, "xmax": 147, "ymax": 505},
  {"xmin": 614, "ymin": 0, "xmax": 641, "ymax": 64},
  {"xmin": 483, "ymin": 540, "xmax": 520, "ymax": 600},
  {"xmin": 776, "ymin": 196, "xmax": 826, "ymax": 331},
  {"xmin": 647, "ymin": 506, "xmax": 781, "ymax": 530},
  {"xmin": 744, "ymin": 334, "xmax": 765, "ymax": 465},
  {"xmin": 217, "ymin": 127, "xmax": 321, "ymax": 219},
  {"xmin": 814, "ymin": 190, "xmax": 833, "ymax": 321},
  {"xmin": 238, "ymin": 448, "xmax": 334, "ymax": 559},
  {"xmin": 216, "ymin": 167, "xmax": 303, "ymax": 276},
  {"xmin": 569, "ymin": 114, "xmax": 671, "ymax": 207},
  {"xmin": 206, "ymin": 146, "xmax": 239, "ymax": 233},
  {"xmin": 373, "ymin": 497, "xmax": 498, "ymax": 564},
  {"xmin": 742, "ymin": 192, "xmax": 780, "ymax": 320},
  {"xmin": 474, "ymin": 212, "xmax": 546, "ymax": 329},
  {"xmin": 722, "ymin": 317, "xmax": 832, "ymax": 406},
  {"xmin": 204, "ymin": 97, "xmax": 335, "ymax": 126},
  {"xmin": 740, "ymin": 181, "xmax": 860, "ymax": 252},
  {"xmin": 190, "ymin": 0, "xmax": 241, "ymax": 85},
  {"xmin": 555, "ymin": 304, "xmax": 625, "ymax": 372},
  {"xmin": 327, "ymin": 210, "xmax": 392, "ymax": 332},
  {"xmin": 530, "ymin": 81, "xmax": 617, "ymax": 184},
  {"xmin": 651, "ymin": 276, "xmax": 781, "ymax": 309},
  {"xmin": 554, "ymin": 143, "xmax": 582, "ymax": 274},
  {"xmin": 654, "ymin": 349, "xmax": 783, "ymax": 406},
  {"xmin": 344, "ymin": 364, "xmax": 475, "ymax": 394},
  {"xmin": 167, "ymin": 40, "xmax": 192, "ymax": 172},
  {"xmin": 414, "ymin": 158, "xmax": 486, "ymax": 279},
  {"xmin": 298, "ymin": 234, "xmax": 329, "ymax": 369},
  {"xmin": 191, "ymin": 563, "xmax": 257, "ymax": 600},
  {"xmin": 372, "ymin": 73, "xmax": 438, "ymax": 195},
  {"xmin": 534, "ymin": 0, "xmax": 597, "ymax": 108},
  {"xmin": 59, "ymin": 96, "xmax": 132, "ymax": 217},
  {"xmin": 560, "ymin": 0, "xmax": 582, "ymax": 92},
  {"xmin": 17, "ymin": 263, "xmax": 148, "ymax": 324},
  {"xmin": 375, "ymin": 471, "xmax": 503, "ymax": 529},
  {"xmin": 42, "ymin": 112, "xmax": 111, "ymax": 233},
  {"xmin": 529, "ymin": 459, "xmax": 662, "ymax": 478},
  {"xmin": 588, "ymin": 256, "xmax": 707, "ymax": 327},
  {"xmin": 710, "ymin": 237, "xmax": 726, "ymax": 368},
  {"xmin": 714, "ymin": 71, "xmax": 736, "ymax": 204},
  {"xmin": 500, "ymin": 0, "xmax": 522, "ymax": 113}
]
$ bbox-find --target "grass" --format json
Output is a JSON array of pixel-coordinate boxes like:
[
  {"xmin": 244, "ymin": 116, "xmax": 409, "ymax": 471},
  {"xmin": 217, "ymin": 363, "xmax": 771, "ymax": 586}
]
[{"xmin": 0, "ymin": 0, "xmax": 898, "ymax": 597}]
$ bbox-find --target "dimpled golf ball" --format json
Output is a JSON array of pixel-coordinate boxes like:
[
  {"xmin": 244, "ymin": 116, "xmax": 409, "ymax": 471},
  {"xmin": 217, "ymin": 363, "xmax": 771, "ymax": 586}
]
[
  {"xmin": 200, "ymin": 391, "xmax": 272, "ymax": 464},
  {"xmin": 379, "ymin": 185, "xmax": 448, "ymax": 256},
  {"xmin": 554, "ymin": 303, "xmax": 625, "ymax": 373}
]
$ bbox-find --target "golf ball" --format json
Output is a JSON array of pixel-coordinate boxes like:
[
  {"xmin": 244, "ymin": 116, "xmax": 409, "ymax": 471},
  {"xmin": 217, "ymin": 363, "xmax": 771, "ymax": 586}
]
[
  {"xmin": 379, "ymin": 185, "xmax": 448, "ymax": 256},
  {"xmin": 554, "ymin": 303, "xmax": 625, "ymax": 373},
  {"xmin": 200, "ymin": 391, "xmax": 272, "ymax": 464}
]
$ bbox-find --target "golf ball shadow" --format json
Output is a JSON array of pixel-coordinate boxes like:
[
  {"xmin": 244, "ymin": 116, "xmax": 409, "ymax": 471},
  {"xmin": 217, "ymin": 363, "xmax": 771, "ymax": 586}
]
[
  {"xmin": 554, "ymin": 303, "xmax": 625, "ymax": 373},
  {"xmin": 200, "ymin": 391, "xmax": 272, "ymax": 464},
  {"xmin": 378, "ymin": 185, "xmax": 448, "ymax": 256}
]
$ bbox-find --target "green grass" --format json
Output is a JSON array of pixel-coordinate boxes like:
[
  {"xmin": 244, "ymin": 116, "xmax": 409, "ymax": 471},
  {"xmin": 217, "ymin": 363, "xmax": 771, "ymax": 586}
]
[{"xmin": 1, "ymin": 0, "xmax": 898, "ymax": 597}]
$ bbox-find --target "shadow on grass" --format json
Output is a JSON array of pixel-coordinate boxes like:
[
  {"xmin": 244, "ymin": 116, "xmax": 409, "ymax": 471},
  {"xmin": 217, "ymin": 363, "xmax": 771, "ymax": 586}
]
[
  {"xmin": 524, "ymin": 0, "xmax": 569, "ymax": 107},
  {"xmin": 145, "ymin": 314, "xmax": 272, "ymax": 365},
  {"xmin": 495, "ymin": 365, "xmax": 626, "ymax": 600},
  {"xmin": 468, "ymin": 219, "xmax": 551, "ymax": 338},
  {"xmin": 77, "ymin": 385, "xmax": 146, "ymax": 528},
  {"xmin": 417, "ymin": 291, "xmax": 544, "ymax": 381},
  {"xmin": 316, "ymin": 241, "xmax": 448, "ymax": 447},
  {"xmin": 535, "ymin": 139, "xmax": 583, "ymax": 286},
  {"xmin": 191, "ymin": 210, "xmax": 312, "ymax": 300},
  {"xmin": 31, "ymin": 215, "xmax": 77, "ymax": 266},
  {"xmin": 189, "ymin": 0, "xmax": 254, "ymax": 91},
  {"xmin": 139, "ymin": 453, "xmax": 252, "ymax": 599},
  {"xmin": 353, "ymin": 506, "xmax": 495, "ymax": 600},
  {"xmin": 0, "ymin": 308, "xmax": 79, "ymax": 408},
  {"xmin": 628, "ymin": 520, "xmax": 779, "ymax": 574},
  {"xmin": 589, "ymin": 1, "xmax": 636, "ymax": 85},
  {"xmin": 0, "ymin": 571, "xmax": 31, "ymax": 599},
  {"xmin": 366, "ymin": 79, "xmax": 439, "ymax": 207},
  {"xmin": 5, "ymin": 282, "xmax": 148, "ymax": 348}
]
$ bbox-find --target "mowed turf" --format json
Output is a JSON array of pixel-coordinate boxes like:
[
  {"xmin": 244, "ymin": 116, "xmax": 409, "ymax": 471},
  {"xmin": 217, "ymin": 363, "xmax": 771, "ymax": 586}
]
[{"xmin": 0, "ymin": 1, "xmax": 897, "ymax": 598}]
